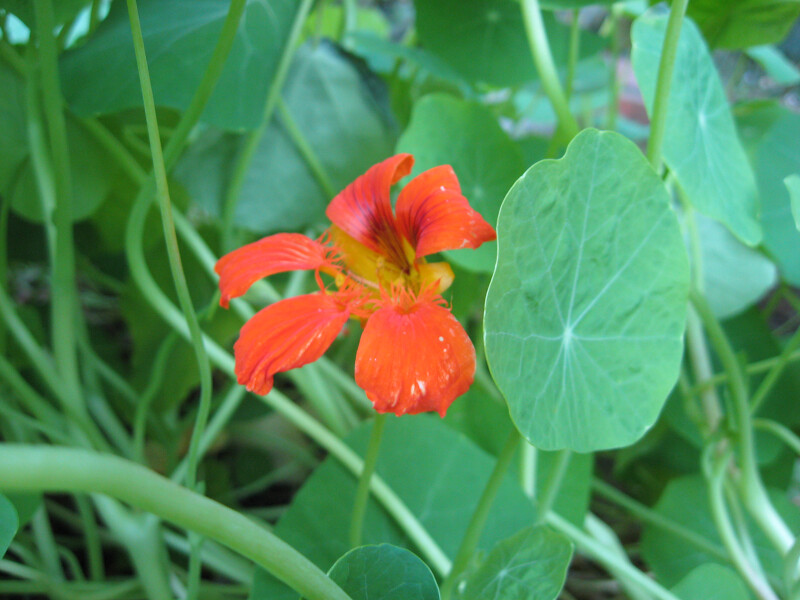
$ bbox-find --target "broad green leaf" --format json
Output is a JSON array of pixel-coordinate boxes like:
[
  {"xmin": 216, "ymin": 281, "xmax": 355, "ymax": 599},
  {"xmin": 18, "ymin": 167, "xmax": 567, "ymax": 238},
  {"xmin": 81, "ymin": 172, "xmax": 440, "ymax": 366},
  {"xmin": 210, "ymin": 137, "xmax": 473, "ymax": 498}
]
[
  {"xmin": 251, "ymin": 415, "xmax": 536, "ymax": 599},
  {"xmin": 60, "ymin": 0, "xmax": 300, "ymax": 131},
  {"xmin": 396, "ymin": 94, "xmax": 525, "ymax": 272},
  {"xmin": 632, "ymin": 12, "xmax": 761, "ymax": 245},
  {"xmin": 0, "ymin": 62, "xmax": 27, "ymax": 193},
  {"xmin": 671, "ymin": 564, "xmax": 749, "ymax": 600},
  {"xmin": 10, "ymin": 116, "xmax": 118, "ymax": 223},
  {"xmin": 641, "ymin": 475, "xmax": 800, "ymax": 587},
  {"xmin": 461, "ymin": 525, "xmax": 573, "ymax": 600},
  {"xmin": 0, "ymin": 493, "xmax": 19, "ymax": 558},
  {"xmin": 176, "ymin": 41, "xmax": 396, "ymax": 234},
  {"xmin": 415, "ymin": 0, "xmax": 604, "ymax": 87},
  {"xmin": 785, "ymin": 175, "xmax": 800, "ymax": 231},
  {"xmin": 695, "ymin": 214, "xmax": 777, "ymax": 319},
  {"xmin": 746, "ymin": 45, "xmax": 800, "ymax": 86},
  {"xmin": 328, "ymin": 545, "xmax": 439, "ymax": 600},
  {"xmin": 680, "ymin": 0, "xmax": 800, "ymax": 49},
  {"xmin": 4, "ymin": 493, "xmax": 41, "ymax": 529},
  {"xmin": 485, "ymin": 129, "xmax": 689, "ymax": 452},
  {"xmin": 748, "ymin": 107, "xmax": 800, "ymax": 284}
]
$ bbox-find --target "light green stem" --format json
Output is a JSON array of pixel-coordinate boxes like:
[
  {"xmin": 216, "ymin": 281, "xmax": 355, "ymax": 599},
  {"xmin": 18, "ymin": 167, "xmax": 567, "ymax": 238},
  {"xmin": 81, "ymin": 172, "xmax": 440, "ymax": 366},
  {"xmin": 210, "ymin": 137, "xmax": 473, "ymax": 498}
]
[
  {"xmin": 645, "ymin": 0, "xmax": 689, "ymax": 172},
  {"xmin": 753, "ymin": 419, "xmax": 800, "ymax": 455},
  {"xmin": 74, "ymin": 495, "xmax": 105, "ymax": 581},
  {"xmin": 0, "ymin": 444, "xmax": 353, "ymax": 600},
  {"xmin": 349, "ymin": 413, "xmax": 387, "ymax": 548},
  {"xmin": 441, "ymin": 428, "xmax": 520, "ymax": 600},
  {"xmin": 220, "ymin": 0, "xmax": 315, "ymax": 250},
  {"xmin": 521, "ymin": 0, "xmax": 579, "ymax": 141},
  {"xmin": 565, "ymin": 9, "xmax": 580, "ymax": 101},
  {"xmin": 32, "ymin": 506, "xmax": 64, "ymax": 581},
  {"xmin": 520, "ymin": 441, "xmax": 536, "ymax": 498},
  {"xmin": 749, "ymin": 322, "xmax": 800, "ymax": 414},
  {"xmin": 126, "ymin": 0, "xmax": 214, "ymax": 492},
  {"xmin": 536, "ymin": 448, "xmax": 570, "ymax": 520},
  {"xmin": 547, "ymin": 512, "xmax": 682, "ymax": 600},
  {"xmin": 605, "ymin": 9, "xmax": 620, "ymax": 130}
]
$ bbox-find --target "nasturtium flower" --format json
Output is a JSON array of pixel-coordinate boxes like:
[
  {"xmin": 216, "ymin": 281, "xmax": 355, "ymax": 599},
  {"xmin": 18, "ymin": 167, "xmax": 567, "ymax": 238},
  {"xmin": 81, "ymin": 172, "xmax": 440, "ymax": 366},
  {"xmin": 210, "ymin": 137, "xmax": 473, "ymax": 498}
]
[{"xmin": 215, "ymin": 154, "xmax": 496, "ymax": 417}]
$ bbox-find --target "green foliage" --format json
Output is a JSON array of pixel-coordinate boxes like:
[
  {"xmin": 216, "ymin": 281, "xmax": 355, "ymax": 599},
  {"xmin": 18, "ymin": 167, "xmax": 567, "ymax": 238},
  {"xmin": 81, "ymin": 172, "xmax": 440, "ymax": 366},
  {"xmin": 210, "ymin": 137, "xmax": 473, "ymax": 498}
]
[
  {"xmin": 460, "ymin": 525, "xmax": 573, "ymax": 600},
  {"xmin": 671, "ymin": 564, "xmax": 750, "ymax": 600},
  {"xmin": 60, "ymin": 0, "xmax": 300, "ymax": 130},
  {"xmin": 397, "ymin": 94, "xmax": 524, "ymax": 272},
  {"xmin": 787, "ymin": 174, "xmax": 800, "ymax": 230},
  {"xmin": 0, "ymin": 493, "xmax": 18, "ymax": 558},
  {"xmin": 681, "ymin": 0, "xmax": 800, "ymax": 49},
  {"xmin": 485, "ymin": 129, "xmax": 689, "ymax": 451},
  {"xmin": 632, "ymin": 12, "xmax": 761, "ymax": 245},
  {"xmin": 328, "ymin": 544, "xmax": 440, "ymax": 600}
]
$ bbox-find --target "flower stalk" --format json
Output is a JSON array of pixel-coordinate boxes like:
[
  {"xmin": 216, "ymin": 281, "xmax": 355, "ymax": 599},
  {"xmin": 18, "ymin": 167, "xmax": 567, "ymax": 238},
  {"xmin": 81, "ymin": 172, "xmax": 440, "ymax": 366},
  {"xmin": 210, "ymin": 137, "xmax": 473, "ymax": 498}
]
[{"xmin": 349, "ymin": 413, "xmax": 388, "ymax": 547}]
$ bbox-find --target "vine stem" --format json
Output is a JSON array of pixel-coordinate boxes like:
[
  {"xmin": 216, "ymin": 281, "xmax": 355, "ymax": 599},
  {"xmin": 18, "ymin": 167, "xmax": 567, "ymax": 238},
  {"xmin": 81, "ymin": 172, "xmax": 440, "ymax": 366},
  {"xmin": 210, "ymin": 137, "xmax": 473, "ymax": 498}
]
[
  {"xmin": 645, "ymin": 0, "xmax": 689, "ymax": 171},
  {"xmin": 441, "ymin": 428, "xmax": 520, "ymax": 600},
  {"xmin": 547, "ymin": 512, "xmax": 682, "ymax": 600},
  {"xmin": 0, "ymin": 444, "xmax": 352, "ymax": 600},
  {"xmin": 349, "ymin": 413, "xmax": 387, "ymax": 548},
  {"xmin": 536, "ymin": 448, "xmax": 571, "ymax": 520},
  {"xmin": 125, "ymin": 0, "xmax": 215, "ymax": 492},
  {"xmin": 520, "ymin": 0, "xmax": 579, "ymax": 141}
]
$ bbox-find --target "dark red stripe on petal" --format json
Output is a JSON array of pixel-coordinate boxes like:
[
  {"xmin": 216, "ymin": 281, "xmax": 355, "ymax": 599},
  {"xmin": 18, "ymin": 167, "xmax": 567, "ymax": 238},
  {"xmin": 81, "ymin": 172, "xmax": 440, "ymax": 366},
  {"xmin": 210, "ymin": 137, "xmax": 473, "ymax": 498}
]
[
  {"xmin": 395, "ymin": 165, "xmax": 496, "ymax": 258},
  {"xmin": 234, "ymin": 293, "xmax": 350, "ymax": 395},
  {"xmin": 325, "ymin": 154, "xmax": 414, "ymax": 268},
  {"xmin": 355, "ymin": 297, "xmax": 475, "ymax": 417},
  {"xmin": 215, "ymin": 233, "xmax": 336, "ymax": 308}
]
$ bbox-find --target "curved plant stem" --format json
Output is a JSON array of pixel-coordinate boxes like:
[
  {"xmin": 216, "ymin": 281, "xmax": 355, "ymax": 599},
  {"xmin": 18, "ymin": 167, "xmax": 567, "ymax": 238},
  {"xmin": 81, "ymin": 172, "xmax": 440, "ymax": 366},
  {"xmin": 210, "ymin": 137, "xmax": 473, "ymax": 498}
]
[
  {"xmin": 707, "ymin": 448, "xmax": 779, "ymax": 600},
  {"xmin": 349, "ymin": 413, "xmax": 387, "ymax": 548},
  {"xmin": 749, "ymin": 323, "xmax": 800, "ymax": 414},
  {"xmin": 521, "ymin": 0, "xmax": 580, "ymax": 141},
  {"xmin": 645, "ymin": 0, "xmax": 689, "ymax": 172},
  {"xmin": 605, "ymin": 9, "xmax": 620, "ymax": 131},
  {"xmin": 441, "ymin": 428, "xmax": 520, "ymax": 600},
  {"xmin": 547, "ymin": 512, "xmax": 682, "ymax": 600},
  {"xmin": 536, "ymin": 448, "xmax": 571, "ymax": 520},
  {"xmin": 0, "ymin": 445, "xmax": 353, "ymax": 600},
  {"xmin": 126, "ymin": 0, "xmax": 213, "ymax": 492},
  {"xmin": 753, "ymin": 419, "xmax": 800, "ymax": 455},
  {"xmin": 520, "ymin": 441, "xmax": 536, "ymax": 498},
  {"xmin": 565, "ymin": 9, "xmax": 580, "ymax": 101},
  {"xmin": 220, "ymin": 0, "xmax": 315, "ymax": 250}
]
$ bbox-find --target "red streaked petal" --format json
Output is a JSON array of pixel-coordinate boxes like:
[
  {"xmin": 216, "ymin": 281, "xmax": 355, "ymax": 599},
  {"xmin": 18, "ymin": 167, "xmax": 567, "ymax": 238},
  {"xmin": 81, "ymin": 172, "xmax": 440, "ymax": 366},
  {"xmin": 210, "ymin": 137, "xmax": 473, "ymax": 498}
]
[
  {"xmin": 355, "ymin": 299, "xmax": 475, "ymax": 417},
  {"xmin": 395, "ymin": 165, "xmax": 497, "ymax": 258},
  {"xmin": 234, "ymin": 293, "xmax": 350, "ymax": 395},
  {"xmin": 215, "ymin": 233, "xmax": 333, "ymax": 308},
  {"xmin": 325, "ymin": 154, "xmax": 414, "ymax": 262}
]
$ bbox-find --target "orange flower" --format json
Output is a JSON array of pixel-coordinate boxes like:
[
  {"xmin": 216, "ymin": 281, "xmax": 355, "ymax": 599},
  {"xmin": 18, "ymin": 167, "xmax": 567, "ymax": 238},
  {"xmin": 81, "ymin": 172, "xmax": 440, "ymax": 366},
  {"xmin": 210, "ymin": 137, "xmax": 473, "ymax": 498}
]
[{"xmin": 215, "ymin": 154, "xmax": 496, "ymax": 417}]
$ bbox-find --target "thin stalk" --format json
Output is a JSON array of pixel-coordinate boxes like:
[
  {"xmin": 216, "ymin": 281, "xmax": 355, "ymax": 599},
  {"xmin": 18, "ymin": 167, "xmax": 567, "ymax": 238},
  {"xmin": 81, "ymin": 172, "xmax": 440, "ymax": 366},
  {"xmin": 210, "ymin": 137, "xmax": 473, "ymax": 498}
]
[
  {"xmin": 0, "ymin": 354, "xmax": 65, "ymax": 430},
  {"xmin": 565, "ymin": 9, "xmax": 580, "ymax": 101},
  {"xmin": 134, "ymin": 333, "xmax": 178, "ymax": 462},
  {"xmin": 441, "ymin": 428, "xmax": 520, "ymax": 600},
  {"xmin": 521, "ymin": 0, "xmax": 580, "ymax": 141},
  {"xmin": 749, "ymin": 322, "xmax": 800, "ymax": 414},
  {"xmin": 126, "ymin": 0, "xmax": 213, "ymax": 490},
  {"xmin": 520, "ymin": 441, "xmax": 536, "ymax": 498},
  {"xmin": 0, "ymin": 445, "xmax": 353, "ymax": 600},
  {"xmin": 645, "ymin": 0, "xmax": 689, "ymax": 172},
  {"xmin": 32, "ymin": 506, "xmax": 64, "ymax": 581},
  {"xmin": 692, "ymin": 292, "xmax": 794, "ymax": 554},
  {"xmin": 605, "ymin": 9, "xmax": 620, "ymax": 130},
  {"xmin": 89, "ymin": 0, "xmax": 103, "ymax": 33},
  {"xmin": 0, "ymin": 404, "xmax": 71, "ymax": 444},
  {"xmin": 34, "ymin": 0, "xmax": 83, "ymax": 408},
  {"xmin": 694, "ymin": 350, "xmax": 800, "ymax": 394},
  {"xmin": 220, "ymin": 0, "xmax": 315, "ymax": 250},
  {"xmin": 593, "ymin": 479, "xmax": 728, "ymax": 561},
  {"xmin": 536, "ymin": 448, "xmax": 570, "ymax": 520},
  {"xmin": 686, "ymin": 307, "xmax": 723, "ymax": 433},
  {"xmin": 707, "ymin": 449, "xmax": 779, "ymax": 600},
  {"xmin": 349, "ymin": 414, "xmax": 388, "ymax": 548},
  {"xmin": 547, "ymin": 512, "xmax": 682, "ymax": 600},
  {"xmin": 75, "ymin": 495, "xmax": 105, "ymax": 581},
  {"xmin": 277, "ymin": 98, "xmax": 336, "ymax": 198},
  {"xmin": 753, "ymin": 419, "xmax": 800, "ymax": 455}
]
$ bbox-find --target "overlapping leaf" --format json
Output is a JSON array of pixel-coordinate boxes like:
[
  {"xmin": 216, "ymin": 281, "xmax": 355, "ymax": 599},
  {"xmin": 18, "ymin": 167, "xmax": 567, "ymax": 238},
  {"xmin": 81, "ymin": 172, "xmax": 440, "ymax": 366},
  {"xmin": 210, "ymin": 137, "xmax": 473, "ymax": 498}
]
[
  {"xmin": 485, "ymin": 129, "xmax": 689, "ymax": 451},
  {"xmin": 60, "ymin": 0, "xmax": 300, "ymax": 130},
  {"xmin": 0, "ymin": 494, "xmax": 18, "ymax": 559},
  {"xmin": 681, "ymin": 0, "xmax": 800, "ymax": 49},
  {"xmin": 632, "ymin": 12, "xmax": 761, "ymax": 245}
]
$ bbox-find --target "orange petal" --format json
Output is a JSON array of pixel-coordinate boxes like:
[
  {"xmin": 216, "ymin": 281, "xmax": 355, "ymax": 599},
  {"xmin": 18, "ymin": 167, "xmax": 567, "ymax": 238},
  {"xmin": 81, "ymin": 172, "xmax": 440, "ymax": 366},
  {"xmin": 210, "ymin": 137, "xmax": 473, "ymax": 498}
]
[
  {"xmin": 215, "ymin": 233, "xmax": 333, "ymax": 308},
  {"xmin": 355, "ymin": 297, "xmax": 475, "ymax": 417},
  {"xmin": 325, "ymin": 154, "xmax": 414, "ymax": 267},
  {"xmin": 395, "ymin": 165, "xmax": 497, "ymax": 258},
  {"xmin": 234, "ymin": 293, "xmax": 350, "ymax": 395}
]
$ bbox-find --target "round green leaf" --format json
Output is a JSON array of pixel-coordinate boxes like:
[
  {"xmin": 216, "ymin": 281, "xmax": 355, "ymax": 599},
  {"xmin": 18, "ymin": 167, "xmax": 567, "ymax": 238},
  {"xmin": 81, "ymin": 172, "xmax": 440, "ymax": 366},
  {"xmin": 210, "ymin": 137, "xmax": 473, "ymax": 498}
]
[
  {"xmin": 461, "ymin": 525, "xmax": 573, "ymax": 600},
  {"xmin": 0, "ymin": 493, "xmax": 19, "ymax": 559},
  {"xmin": 328, "ymin": 544, "xmax": 439, "ymax": 600},
  {"xmin": 60, "ymin": 0, "xmax": 300, "ymax": 131},
  {"xmin": 681, "ymin": 0, "xmax": 800, "ymax": 49},
  {"xmin": 396, "ymin": 94, "xmax": 525, "ymax": 273},
  {"xmin": 485, "ymin": 129, "xmax": 689, "ymax": 451},
  {"xmin": 671, "ymin": 564, "xmax": 749, "ymax": 600},
  {"xmin": 632, "ymin": 12, "xmax": 761, "ymax": 246}
]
